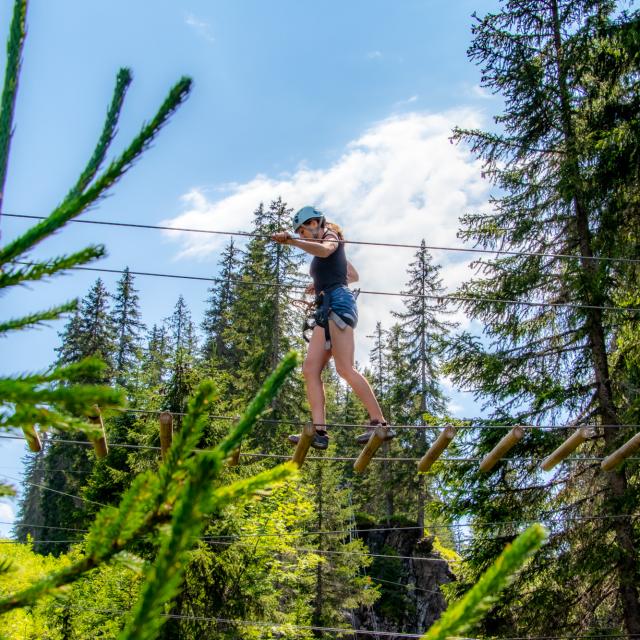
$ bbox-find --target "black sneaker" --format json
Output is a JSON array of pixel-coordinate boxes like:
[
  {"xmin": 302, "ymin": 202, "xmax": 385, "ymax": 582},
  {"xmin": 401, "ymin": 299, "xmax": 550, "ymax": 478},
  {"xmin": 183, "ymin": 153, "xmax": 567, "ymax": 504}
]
[
  {"xmin": 287, "ymin": 431, "xmax": 329, "ymax": 450},
  {"xmin": 355, "ymin": 421, "xmax": 396, "ymax": 445}
]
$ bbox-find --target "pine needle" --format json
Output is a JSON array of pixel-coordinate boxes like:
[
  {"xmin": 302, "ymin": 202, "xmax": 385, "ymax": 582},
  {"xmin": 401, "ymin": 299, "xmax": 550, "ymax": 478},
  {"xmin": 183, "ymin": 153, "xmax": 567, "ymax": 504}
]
[{"xmin": 421, "ymin": 524, "xmax": 548, "ymax": 640}]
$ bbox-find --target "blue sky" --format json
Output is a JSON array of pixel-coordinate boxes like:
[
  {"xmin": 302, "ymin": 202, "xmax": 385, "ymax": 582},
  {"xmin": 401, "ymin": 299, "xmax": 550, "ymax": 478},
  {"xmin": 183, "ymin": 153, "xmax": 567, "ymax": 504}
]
[{"xmin": 0, "ymin": 0, "xmax": 501, "ymax": 534}]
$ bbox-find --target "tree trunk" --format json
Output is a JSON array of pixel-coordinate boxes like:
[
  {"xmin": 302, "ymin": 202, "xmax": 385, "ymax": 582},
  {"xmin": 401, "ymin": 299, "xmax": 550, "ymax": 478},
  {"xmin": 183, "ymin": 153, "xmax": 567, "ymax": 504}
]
[
  {"xmin": 313, "ymin": 464, "xmax": 324, "ymax": 637},
  {"xmin": 550, "ymin": 2, "xmax": 640, "ymax": 634}
]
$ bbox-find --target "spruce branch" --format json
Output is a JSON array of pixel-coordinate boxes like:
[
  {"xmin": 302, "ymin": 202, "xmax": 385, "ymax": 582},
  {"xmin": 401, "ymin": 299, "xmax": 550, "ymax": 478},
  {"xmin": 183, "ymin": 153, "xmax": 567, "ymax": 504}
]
[
  {"xmin": 66, "ymin": 68, "xmax": 132, "ymax": 199},
  {"xmin": 0, "ymin": 301, "xmax": 77, "ymax": 335},
  {"xmin": 205, "ymin": 463, "xmax": 298, "ymax": 512},
  {"xmin": 215, "ymin": 349, "xmax": 299, "ymax": 458},
  {"xmin": 421, "ymin": 524, "xmax": 548, "ymax": 640},
  {"xmin": 0, "ymin": 0, "xmax": 27, "ymax": 213},
  {"xmin": 0, "ymin": 246, "xmax": 105, "ymax": 289},
  {"xmin": 0, "ymin": 558, "xmax": 13, "ymax": 575},
  {"xmin": 0, "ymin": 357, "xmax": 107, "ymax": 385},
  {"xmin": 118, "ymin": 464, "xmax": 297, "ymax": 640},
  {"xmin": 0, "ymin": 484, "xmax": 15, "ymax": 498},
  {"xmin": 0, "ymin": 352, "xmax": 299, "ymax": 618},
  {"xmin": 0, "ymin": 75, "xmax": 192, "ymax": 265}
]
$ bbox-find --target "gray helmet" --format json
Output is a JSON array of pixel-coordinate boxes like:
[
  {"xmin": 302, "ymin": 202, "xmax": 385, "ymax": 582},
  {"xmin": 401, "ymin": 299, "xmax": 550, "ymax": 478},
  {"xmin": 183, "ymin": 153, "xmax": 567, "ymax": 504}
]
[{"xmin": 292, "ymin": 206, "xmax": 324, "ymax": 231}]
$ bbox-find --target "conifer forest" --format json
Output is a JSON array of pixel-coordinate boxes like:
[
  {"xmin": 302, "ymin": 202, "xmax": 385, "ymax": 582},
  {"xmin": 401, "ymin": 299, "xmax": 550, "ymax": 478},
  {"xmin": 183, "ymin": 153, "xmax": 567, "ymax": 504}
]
[{"xmin": 1, "ymin": 1, "xmax": 639, "ymax": 638}]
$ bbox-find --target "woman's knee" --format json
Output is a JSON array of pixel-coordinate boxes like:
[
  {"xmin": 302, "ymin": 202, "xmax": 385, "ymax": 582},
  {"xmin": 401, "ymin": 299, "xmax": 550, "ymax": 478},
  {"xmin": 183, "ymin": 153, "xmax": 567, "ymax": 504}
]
[
  {"xmin": 303, "ymin": 358, "xmax": 324, "ymax": 380},
  {"xmin": 335, "ymin": 362, "xmax": 358, "ymax": 382}
]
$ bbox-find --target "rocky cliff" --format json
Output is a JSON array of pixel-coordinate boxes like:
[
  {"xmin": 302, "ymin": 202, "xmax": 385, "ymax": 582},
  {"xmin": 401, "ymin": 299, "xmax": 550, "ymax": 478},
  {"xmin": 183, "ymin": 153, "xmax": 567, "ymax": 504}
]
[{"xmin": 352, "ymin": 525, "xmax": 456, "ymax": 638}]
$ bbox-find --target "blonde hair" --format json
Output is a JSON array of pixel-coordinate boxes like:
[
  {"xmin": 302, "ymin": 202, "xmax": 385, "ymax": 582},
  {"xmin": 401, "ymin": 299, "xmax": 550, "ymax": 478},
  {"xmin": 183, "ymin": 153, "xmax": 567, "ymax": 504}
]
[{"xmin": 324, "ymin": 220, "xmax": 344, "ymax": 241}]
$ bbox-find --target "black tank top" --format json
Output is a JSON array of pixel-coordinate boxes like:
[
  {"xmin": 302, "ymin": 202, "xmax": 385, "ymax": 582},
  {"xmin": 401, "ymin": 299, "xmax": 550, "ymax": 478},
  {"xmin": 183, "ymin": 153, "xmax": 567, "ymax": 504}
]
[{"xmin": 309, "ymin": 231, "xmax": 347, "ymax": 293}]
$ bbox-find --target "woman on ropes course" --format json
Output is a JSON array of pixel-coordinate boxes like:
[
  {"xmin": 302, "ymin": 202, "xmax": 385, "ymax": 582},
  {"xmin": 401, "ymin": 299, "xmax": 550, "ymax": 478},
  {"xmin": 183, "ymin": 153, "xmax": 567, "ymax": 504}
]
[{"xmin": 272, "ymin": 206, "xmax": 396, "ymax": 450}]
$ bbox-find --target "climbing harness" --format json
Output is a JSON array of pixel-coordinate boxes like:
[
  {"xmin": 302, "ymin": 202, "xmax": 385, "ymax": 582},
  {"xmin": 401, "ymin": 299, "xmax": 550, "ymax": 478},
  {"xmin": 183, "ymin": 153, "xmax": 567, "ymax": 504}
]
[
  {"xmin": 308, "ymin": 286, "xmax": 360, "ymax": 350},
  {"xmin": 300, "ymin": 287, "xmax": 360, "ymax": 346}
]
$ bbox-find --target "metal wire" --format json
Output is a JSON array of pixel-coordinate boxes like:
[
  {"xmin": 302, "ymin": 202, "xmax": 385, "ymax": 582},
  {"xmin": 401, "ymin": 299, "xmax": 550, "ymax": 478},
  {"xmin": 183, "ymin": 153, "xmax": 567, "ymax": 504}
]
[
  {"xmin": 0, "ymin": 537, "xmax": 454, "ymax": 563},
  {"xmin": 53, "ymin": 604, "xmax": 635, "ymax": 639},
  {"xmin": 2, "ymin": 433, "xmax": 637, "ymax": 464},
  {"xmin": 1, "ymin": 433, "xmax": 639, "ymax": 465},
  {"xmin": 57, "ymin": 605, "xmax": 430, "ymax": 639},
  {"xmin": 5, "ymin": 211, "xmax": 640, "ymax": 266},
  {"xmin": 0, "ymin": 473, "xmax": 107, "ymax": 507},
  {"xmin": 15, "ymin": 261, "xmax": 640, "ymax": 314},
  {"xmin": 121, "ymin": 408, "xmax": 640, "ymax": 430}
]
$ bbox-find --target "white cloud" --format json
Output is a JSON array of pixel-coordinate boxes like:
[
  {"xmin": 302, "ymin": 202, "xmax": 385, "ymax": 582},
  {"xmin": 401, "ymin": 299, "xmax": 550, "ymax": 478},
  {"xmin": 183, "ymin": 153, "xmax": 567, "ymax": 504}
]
[
  {"xmin": 366, "ymin": 50, "xmax": 383, "ymax": 59},
  {"xmin": 470, "ymin": 83, "xmax": 494, "ymax": 100},
  {"xmin": 185, "ymin": 13, "xmax": 214, "ymax": 43},
  {"xmin": 393, "ymin": 95, "xmax": 419, "ymax": 109},
  {"xmin": 0, "ymin": 502, "xmax": 14, "ymax": 538},
  {"xmin": 163, "ymin": 109, "xmax": 492, "ymax": 368}
]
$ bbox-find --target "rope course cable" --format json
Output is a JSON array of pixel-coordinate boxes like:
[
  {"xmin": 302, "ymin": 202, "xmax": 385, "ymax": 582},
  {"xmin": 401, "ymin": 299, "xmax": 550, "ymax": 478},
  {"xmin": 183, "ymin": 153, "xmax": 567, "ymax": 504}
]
[
  {"xmin": 0, "ymin": 534, "xmax": 457, "ymax": 564},
  {"xmin": 51, "ymin": 604, "xmax": 635, "ymax": 639},
  {"xmin": 58, "ymin": 606, "xmax": 432, "ymax": 639},
  {"xmin": 0, "ymin": 473, "xmax": 107, "ymax": 507},
  {"xmin": 14, "ymin": 261, "xmax": 640, "ymax": 314},
  {"xmin": 5, "ymin": 211, "xmax": 640, "ymax": 266},
  {"xmin": 4, "ymin": 508, "xmax": 639, "ymax": 540},
  {"xmin": 122, "ymin": 406, "xmax": 640, "ymax": 431},
  {"xmin": 2, "ymin": 432, "xmax": 638, "ymax": 465}
]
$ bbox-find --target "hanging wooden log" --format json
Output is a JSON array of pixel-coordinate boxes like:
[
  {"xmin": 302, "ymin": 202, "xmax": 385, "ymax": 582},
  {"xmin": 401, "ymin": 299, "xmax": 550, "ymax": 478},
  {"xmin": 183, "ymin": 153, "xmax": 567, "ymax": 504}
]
[
  {"xmin": 22, "ymin": 425, "xmax": 42, "ymax": 452},
  {"xmin": 541, "ymin": 426, "xmax": 595, "ymax": 471},
  {"xmin": 227, "ymin": 415, "xmax": 241, "ymax": 466},
  {"xmin": 354, "ymin": 425, "xmax": 390, "ymax": 474},
  {"xmin": 601, "ymin": 432, "xmax": 640, "ymax": 472},
  {"xmin": 228, "ymin": 447, "xmax": 241, "ymax": 466},
  {"xmin": 88, "ymin": 404, "xmax": 108, "ymax": 458},
  {"xmin": 159, "ymin": 411, "xmax": 173, "ymax": 460},
  {"xmin": 417, "ymin": 425, "xmax": 456, "ymax": 473},
  {"xmin": 292, "ymin": 422, "xmax": 316, "ymax": 468},
  {"xmin": 479, "ymin": 425, "xmax": 525, "ymax": 472}
]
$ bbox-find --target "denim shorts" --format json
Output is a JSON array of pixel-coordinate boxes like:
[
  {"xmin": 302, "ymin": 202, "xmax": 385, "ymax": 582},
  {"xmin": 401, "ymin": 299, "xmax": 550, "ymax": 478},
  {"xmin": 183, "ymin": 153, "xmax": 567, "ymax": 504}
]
[{"xmin": 315, "ymin": 285, "xmax": 358, "ymax": 331}]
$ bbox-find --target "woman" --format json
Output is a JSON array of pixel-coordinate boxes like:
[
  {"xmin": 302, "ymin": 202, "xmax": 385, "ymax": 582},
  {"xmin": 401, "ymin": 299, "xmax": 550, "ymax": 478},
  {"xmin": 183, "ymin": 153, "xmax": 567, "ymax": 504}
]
[{"xmin": 272, "ymin": 205, "xmax": 395, "ymax": 449}]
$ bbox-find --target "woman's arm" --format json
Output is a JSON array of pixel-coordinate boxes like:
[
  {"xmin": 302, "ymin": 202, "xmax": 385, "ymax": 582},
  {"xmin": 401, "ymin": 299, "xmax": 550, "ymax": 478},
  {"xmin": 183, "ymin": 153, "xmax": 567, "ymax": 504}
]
[
  {"xmin": 347, "ymin": 260, "xmax": 359, "ymax": 284},
  {"xmin": 272, "ymin": 232, "xmax": 338, "ymax": 258}
]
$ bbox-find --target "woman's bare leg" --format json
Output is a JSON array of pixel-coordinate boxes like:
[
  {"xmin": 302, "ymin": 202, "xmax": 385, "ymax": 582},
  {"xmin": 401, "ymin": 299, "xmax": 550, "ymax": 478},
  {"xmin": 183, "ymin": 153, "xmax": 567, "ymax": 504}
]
[
  {"xmin": 302, "ymin": 326, "xmax": 333, "ymax": 428},
  {"xmin": 329, "ymin": 320, "xmax": 385, "ymax": 422}
]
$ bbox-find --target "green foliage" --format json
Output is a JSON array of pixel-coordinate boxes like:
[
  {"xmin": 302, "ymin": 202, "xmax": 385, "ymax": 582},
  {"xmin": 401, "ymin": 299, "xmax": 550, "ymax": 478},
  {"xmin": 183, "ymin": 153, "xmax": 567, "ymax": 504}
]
[
  {"xmin": 113, "ymin": 267, "xmax": 145, "ymax": 389},
  {"xmin": 0, "ymin": 0, "xmax": 191, "ymax": 499},
  {"xmin": 222, "ymin": 199, "xmax": 307, "ymax": 450},
  {"xmin": 442, "ymin": 2, "xmax": 640, "ymax": 636},
  {"xmin": 372, "ymin": 545, "xmax": 409, "ymax": 623},
  {"xmin": 0, "ymin": 353, "xmax": 300, "ymax": 637},
  {"xmin": 0, "ymin": 0, "xmax": 26, "ymax": 205},
  {"xmin": 0, "ymin": 540, "xmax": 71, "ymax": 639},
  {"xmin": 174, "ymin": 480, "xmax": 321, "ymax": 639},
  {"xmin": 421, "ymin": 524, "xmax": 548, "ymax": 640}
]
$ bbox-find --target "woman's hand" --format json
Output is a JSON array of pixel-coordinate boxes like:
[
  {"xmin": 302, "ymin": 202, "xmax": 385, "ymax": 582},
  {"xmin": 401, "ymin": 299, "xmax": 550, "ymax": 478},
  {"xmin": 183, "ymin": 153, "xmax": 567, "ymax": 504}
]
[
  {"xmin": 272, "ymin": 231, "xmax": 292, "ymax": 244},
  {"xmin": 304, "ymin": 282, "xmax": 315, "ymax": 296}
]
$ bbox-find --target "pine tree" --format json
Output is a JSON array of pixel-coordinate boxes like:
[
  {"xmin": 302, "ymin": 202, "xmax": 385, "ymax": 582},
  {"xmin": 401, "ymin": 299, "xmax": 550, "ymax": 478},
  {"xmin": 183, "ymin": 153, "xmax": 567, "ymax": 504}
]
[
  {"xmin": 0, "ymin": 354, "xmax": 302, "ymax": 640},
  {"xmin": 225, "ymin": 199, "xmax": 307, "ymax": 451},
  {"xmin": 56, "ymin": 278, "xmax": 115, "ymax": 382},
  {"xmin": 112, "ymin": 267, "xmax": 145, "ymax": 389},
  {"xmin": 368, "ymin": 321, "xmax": 387, "ymax": 405},
  {"xmin": 24, "ymin": 278, "xmax": 119, "ymax": 553},
  {"xmin": 443, "ymin": 2, "xmax": 640, "ymax": 636},
  {"xmin": 392, "ymin": 240, "xmax": 453, "ymax": 419},
  {"xmin": 306, "ymin": 460, "xmax": 378, "ymax": 633},
  {"xmin": 142, "ymin": 323, "xmax": 171, "ymax": 392},
  {"xmin": 201, "ymin": 238, "xmax": 241, "ymax": 368},
  {"xmin": 384, "ymin": 322, "xmax": 415, "ymax": 424},
  {"xmin": 12, "ymin": 447, "xmax": 46, "ymax": 542},
  {"xmin": 164, "ymin": 296, "xmax": 199, "ymax": 416}
]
